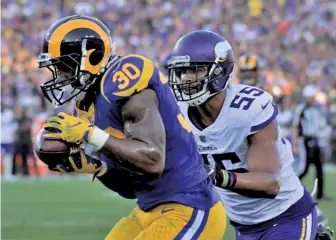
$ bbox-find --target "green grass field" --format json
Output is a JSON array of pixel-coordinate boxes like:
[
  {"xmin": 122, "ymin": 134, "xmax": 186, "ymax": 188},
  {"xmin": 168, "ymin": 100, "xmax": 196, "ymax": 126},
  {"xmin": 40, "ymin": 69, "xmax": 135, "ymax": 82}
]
[{"xmin": 2, "ymin": 172, "xmax": 335, "ymax": 240}]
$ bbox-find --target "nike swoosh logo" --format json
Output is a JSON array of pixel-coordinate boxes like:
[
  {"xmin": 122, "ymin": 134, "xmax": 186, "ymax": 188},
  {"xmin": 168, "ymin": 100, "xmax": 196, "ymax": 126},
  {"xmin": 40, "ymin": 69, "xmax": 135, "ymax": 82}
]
[
  {"xmin": 261, "ymin": 100, "xmax": 270, "ymax": 110},
  {"xmin": 161, "ymin": 208, "xmax": 174, "ymax": 214},
  {"xmin": 69, "ymin": 121, "xmax": 81, "ymax": 128}
]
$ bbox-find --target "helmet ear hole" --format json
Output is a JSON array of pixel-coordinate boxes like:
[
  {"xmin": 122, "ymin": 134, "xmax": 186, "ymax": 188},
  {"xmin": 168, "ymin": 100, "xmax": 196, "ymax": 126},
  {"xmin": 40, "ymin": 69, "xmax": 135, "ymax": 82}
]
[
  {"xmin": 87, "ymin": 39, "xmax": 105, "ymax": 65},
  {"xmin": 89, "ymin": 50, "xmax": 104, "ymax": 65}
]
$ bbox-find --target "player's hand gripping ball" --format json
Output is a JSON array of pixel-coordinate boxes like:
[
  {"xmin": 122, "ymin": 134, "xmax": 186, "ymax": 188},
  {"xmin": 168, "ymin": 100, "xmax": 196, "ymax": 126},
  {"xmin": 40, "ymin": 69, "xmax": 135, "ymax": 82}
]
[
  {"xmin": 34, "ymin": 128, "xmax": 84, "ymax": 171},
  {"xmin": 42, "ymin": 112, "xmax": 94, "ymax": 144}
]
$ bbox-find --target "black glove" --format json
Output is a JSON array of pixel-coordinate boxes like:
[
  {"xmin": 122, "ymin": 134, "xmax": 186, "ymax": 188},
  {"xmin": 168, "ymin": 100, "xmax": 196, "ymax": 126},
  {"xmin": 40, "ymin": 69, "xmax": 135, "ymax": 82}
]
[
  {"xmin": 315, "ymin": 224, "xmax": 334, "ymax": 240},
  {"xmin": 204, "ymin": 164, "xmax": 216, "ymax": 185}
]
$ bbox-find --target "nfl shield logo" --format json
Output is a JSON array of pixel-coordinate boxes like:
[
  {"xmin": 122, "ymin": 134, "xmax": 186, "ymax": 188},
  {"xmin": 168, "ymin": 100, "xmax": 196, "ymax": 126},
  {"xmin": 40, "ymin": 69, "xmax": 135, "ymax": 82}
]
[{"xmin": 200, "ymin": 135, "xmax": 207, "ymax": 143}]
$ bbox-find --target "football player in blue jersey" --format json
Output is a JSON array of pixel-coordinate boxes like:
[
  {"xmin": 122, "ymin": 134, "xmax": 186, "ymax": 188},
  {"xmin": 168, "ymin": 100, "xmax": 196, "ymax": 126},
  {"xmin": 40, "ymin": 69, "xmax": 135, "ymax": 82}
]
[
  {"xmin": 168, "ymin": 30, "xmax": 325, "ymax": 240},
  {"xmin": 38, "ymin": 16, "xmax": 226, "ymax": 240}
]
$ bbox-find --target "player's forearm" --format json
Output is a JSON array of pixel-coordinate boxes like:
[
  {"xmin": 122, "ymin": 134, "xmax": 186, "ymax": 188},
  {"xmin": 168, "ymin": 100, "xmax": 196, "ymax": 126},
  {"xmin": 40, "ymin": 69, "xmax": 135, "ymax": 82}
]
[
  {"xmin": 101, "ymin": 137, "xmax": 162, "ymax": 174},
  {"xmin": 216, "ymin": 170, "xmax": 280, "ymax": 198},
  {"xmin": 233, "ymin": 172, "xmax": 280, "ymax": 198},
  {"xmin": 87, "ymin": 127, "xmax": 164, "ymax": 176},
  {"xmin": 100, "ymin": 136, "xmax": 164, "ymax": 177}
]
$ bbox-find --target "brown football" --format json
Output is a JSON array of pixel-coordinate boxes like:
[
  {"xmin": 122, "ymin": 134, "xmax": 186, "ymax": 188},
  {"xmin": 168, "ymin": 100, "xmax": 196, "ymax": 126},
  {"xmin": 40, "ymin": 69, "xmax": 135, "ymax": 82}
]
[{"xmin": 34, "ymin": 128, "xmax": 83, "ymax": 168}]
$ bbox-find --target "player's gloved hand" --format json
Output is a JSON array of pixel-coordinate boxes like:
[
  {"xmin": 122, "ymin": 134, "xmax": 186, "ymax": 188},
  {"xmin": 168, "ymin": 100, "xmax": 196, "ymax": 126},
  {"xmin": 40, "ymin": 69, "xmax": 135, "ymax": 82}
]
[
  {"xmin": 43, "ymin": 112, "xmax": 94, "ymax": 144},
  {"xmin": 204, "ymin": 164, "xmax": 216, "ymax": 185},
  {"xmin": 315, "ymin": 224, "xmax": 334, "ymax": 240},
  {"xmin": 208, "ymin": 164, "xmax": 237, "ymax": 189},
  {"xmin": 49, "ymin": 149, "xmax": 106, "ymax": 181}
]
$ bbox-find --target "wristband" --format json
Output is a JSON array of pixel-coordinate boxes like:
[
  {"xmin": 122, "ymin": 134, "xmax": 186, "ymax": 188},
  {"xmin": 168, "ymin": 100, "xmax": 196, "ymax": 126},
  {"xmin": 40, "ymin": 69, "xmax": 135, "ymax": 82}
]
[
  {"xmin": 88, "ymin": 127, "xmax": 110, "ymax": 150},
  {"xmin": 220, "ymin": 170, "xmax": 229, "ymax": 188},
  {"xmin": 225, "ymin": 171, "xmax": 237, "ymax": 190},
  {"xmin": 217, "ymin": 170, "xmax": 237, "ymax": 190}
]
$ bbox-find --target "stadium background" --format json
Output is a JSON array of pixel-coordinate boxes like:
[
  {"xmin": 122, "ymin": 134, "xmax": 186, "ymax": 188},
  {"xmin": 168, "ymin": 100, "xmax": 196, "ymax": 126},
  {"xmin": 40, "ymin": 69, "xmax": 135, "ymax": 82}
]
[{"xmin": 1, "ymin": 0, "xmax": 335, "ymax": 239}]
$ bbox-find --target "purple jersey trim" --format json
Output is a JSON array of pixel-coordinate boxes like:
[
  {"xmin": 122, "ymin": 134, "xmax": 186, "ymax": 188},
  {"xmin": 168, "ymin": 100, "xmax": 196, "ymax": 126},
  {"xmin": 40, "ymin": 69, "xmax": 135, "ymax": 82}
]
[{"xmin": 250, "ymin": 103, "xmax": 278, "ymax": 133}]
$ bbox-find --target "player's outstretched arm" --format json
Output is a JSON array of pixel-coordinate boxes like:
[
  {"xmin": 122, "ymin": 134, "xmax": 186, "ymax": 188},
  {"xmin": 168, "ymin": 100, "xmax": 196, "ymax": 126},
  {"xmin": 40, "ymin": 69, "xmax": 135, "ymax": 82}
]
[
  {"xmin": 99, "ymin": 89, "xmax": 166, "ymax": 177},
  {"xmin": 215, "ymin": 120, "xmax": 281, "ymax": 198}
]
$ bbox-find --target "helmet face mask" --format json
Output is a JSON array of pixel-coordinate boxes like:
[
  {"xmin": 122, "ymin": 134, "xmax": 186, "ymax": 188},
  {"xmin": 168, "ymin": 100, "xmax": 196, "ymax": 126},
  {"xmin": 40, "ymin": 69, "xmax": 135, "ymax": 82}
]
[
  {"xmin": 168, "ymin": 31, "xmax": 234, "ymax": 106},
  {"xmin": 169, "ymin": 61, "xmax": 227, "ymax": 105},
  {"xmin": 39, "ymin": 39, "xmax": 97, "ymax": 106},
  {"xmin": 38, "ymin": 15, "xmax": 114, "ymax": 106}
]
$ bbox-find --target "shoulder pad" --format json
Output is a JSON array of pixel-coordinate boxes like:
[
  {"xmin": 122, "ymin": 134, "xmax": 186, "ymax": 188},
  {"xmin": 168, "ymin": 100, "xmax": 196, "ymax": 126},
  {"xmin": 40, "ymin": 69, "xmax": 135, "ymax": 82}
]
[
  {"xmin": 226, "ymin": 84, "xmax": 278, "ymax": 133},
  {"xmin": 101, "ymin": 54, "xmax": 158, "ymax": 103}
]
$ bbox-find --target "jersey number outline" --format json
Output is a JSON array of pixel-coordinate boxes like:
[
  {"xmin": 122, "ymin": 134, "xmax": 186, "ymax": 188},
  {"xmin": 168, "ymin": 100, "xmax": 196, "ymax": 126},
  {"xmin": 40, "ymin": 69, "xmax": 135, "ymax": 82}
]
[
  {"xmin": 230, "ymin": 86, "xmax": 264, "ymax": 110},
  {"xmin": 113, "ymin": 63, "xmax": 141, "ymax": 90},
  {"xmin": 202, "ymin": 152, "xmax": 248, "ymax": 172}
]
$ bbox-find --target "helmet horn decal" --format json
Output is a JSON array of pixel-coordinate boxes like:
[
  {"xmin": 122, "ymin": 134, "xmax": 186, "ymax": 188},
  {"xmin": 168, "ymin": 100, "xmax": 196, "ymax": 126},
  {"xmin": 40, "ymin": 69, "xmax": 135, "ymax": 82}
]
[
  {"xmin": 207, "ymin": 41, "xmax": 231, "ymax": 77},
  {"xmin": 48, "ymin": 19, "xmax": 112, "ymax": 74},
  {"xmin": 214, "ymin": 41, "xmax": 231, "ymax": 62}
]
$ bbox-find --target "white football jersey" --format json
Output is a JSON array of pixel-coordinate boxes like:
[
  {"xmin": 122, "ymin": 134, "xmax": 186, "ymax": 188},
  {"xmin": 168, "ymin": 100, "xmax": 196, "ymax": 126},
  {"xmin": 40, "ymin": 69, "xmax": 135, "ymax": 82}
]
[{"xmin": 179, "ymin": 84, "xmax": 303, "ymax": 225}]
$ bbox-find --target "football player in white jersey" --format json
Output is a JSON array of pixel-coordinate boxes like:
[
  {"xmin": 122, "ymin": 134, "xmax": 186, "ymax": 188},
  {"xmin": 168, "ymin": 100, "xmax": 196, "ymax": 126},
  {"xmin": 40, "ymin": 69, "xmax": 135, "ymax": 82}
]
[
  {"xmin": 168, "ymin": 30, "xmax": 320, "ymax": 240},
  {"xmin": 237, "ymin": 52, "xmax": 332, "ymax": 232}
]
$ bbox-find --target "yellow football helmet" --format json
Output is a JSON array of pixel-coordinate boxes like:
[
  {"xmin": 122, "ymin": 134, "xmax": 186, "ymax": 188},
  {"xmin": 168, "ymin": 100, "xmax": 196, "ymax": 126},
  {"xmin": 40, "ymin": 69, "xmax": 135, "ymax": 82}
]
[
  {"xmin": 237, "ymin": 52, "xmax": 260, "ymax": 86},
  {"xmin": 38, "ymin": 15, "xmax": 116, "ymax": 105}
]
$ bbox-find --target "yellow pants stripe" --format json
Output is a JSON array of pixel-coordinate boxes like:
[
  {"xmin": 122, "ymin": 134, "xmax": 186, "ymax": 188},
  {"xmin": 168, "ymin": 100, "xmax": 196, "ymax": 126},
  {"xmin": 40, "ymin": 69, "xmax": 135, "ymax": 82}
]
[
  {"xmin": 174, "ymin": 208, "xmax": 209, "ymax": 240},
  {"xmin": 300, "ymin": 217, "xmax": 306, "ymax": 240}
]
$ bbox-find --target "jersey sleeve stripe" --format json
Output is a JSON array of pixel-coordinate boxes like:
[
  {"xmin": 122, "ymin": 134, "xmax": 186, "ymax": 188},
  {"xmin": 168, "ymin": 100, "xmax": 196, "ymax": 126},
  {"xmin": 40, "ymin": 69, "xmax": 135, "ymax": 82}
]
[
  {"xmin": 159, "ymin": 71, "xmax": 168, "ymax": 84},
  {"xmin": 104, "ymin": 126, "xmax": 126, "ymax": 139},
  {"xmin": 250, "ymin": 103, "xmax": 278, "ymax": 133}
]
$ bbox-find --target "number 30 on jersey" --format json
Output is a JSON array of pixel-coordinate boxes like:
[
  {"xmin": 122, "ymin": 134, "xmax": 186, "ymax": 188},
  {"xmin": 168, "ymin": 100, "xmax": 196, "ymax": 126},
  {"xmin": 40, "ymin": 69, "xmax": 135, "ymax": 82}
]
[{"xmin": 113, "ymin": 63, "xmax": 141, "ymax": 90}]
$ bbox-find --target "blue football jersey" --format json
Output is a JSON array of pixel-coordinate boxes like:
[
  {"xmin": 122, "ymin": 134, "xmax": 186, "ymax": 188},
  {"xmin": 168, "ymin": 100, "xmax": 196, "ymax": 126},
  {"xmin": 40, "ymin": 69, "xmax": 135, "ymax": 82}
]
[{"xmin": 90, "ymin": 54, "xmax": 218, "ymax": 211}]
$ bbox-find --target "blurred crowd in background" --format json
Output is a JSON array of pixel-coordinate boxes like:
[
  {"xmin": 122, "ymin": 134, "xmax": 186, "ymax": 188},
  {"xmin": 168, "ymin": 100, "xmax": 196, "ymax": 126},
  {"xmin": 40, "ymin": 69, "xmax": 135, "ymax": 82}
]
[{"xmin": 1, "ymin": 0, "xmax": 336, "ymax": 177}]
